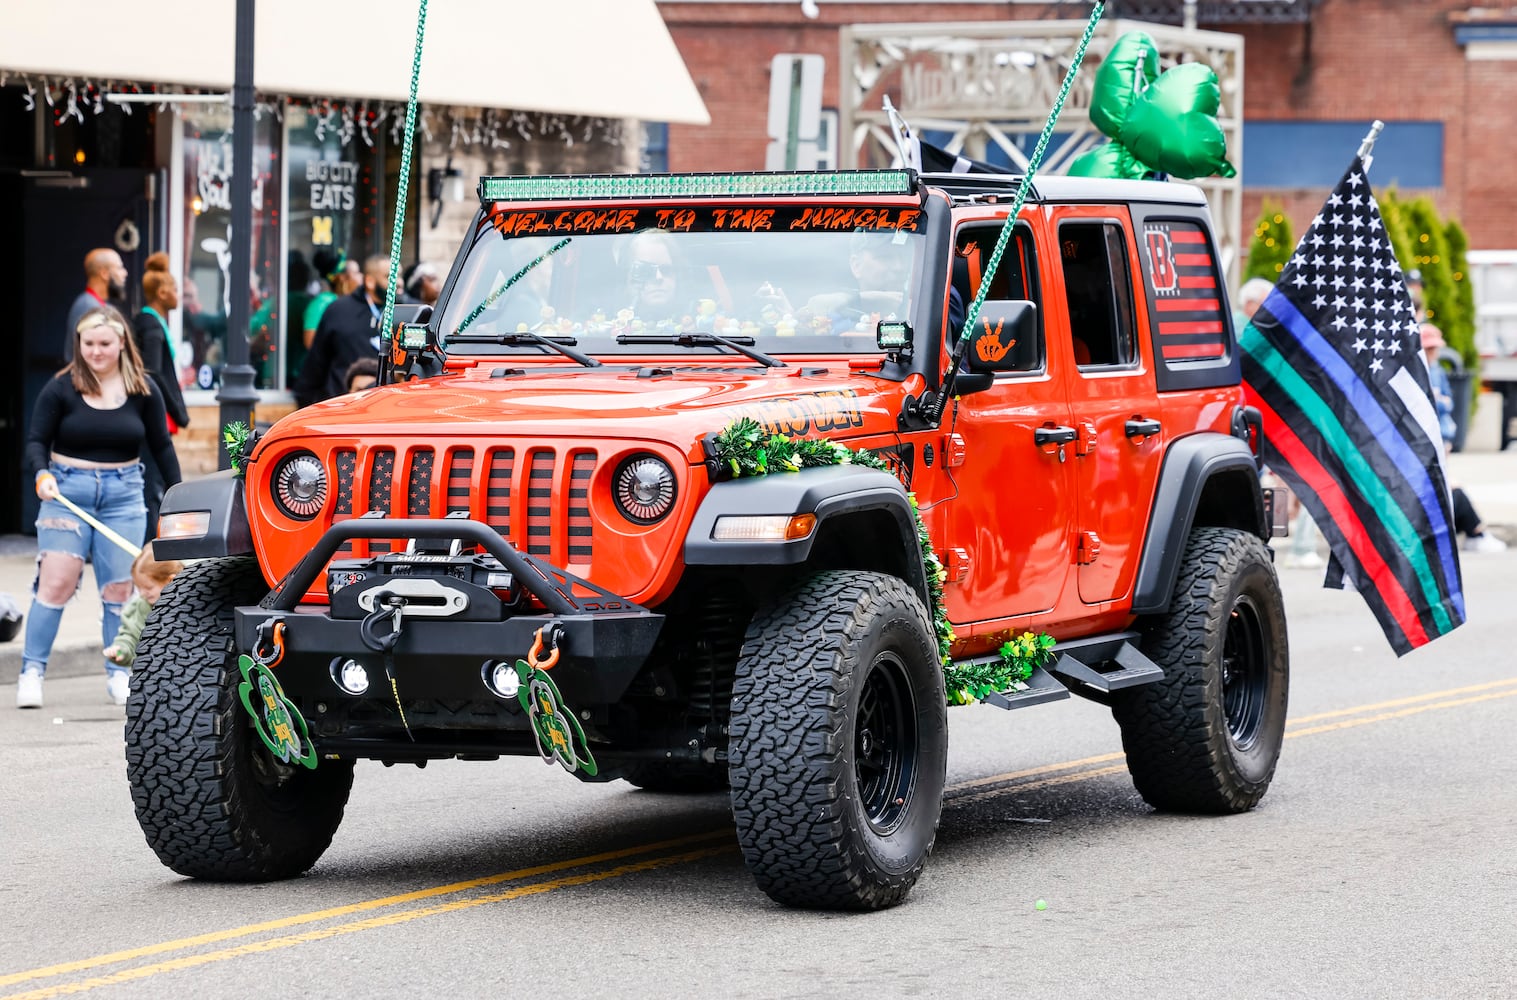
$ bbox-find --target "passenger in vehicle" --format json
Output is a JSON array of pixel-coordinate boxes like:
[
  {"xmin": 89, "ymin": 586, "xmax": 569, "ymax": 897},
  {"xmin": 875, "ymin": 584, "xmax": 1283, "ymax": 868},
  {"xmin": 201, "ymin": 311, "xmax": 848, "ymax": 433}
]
[{"xmin": 801, "ymin": 230, "xmax": 912, "ymax": 332}]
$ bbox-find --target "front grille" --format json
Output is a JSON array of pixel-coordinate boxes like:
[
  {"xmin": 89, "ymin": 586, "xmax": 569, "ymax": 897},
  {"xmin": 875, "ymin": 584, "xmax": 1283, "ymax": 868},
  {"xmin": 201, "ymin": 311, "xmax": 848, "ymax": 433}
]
[
  {"xmin": 487, "ymin": 449, "xmax": 514, "ymax": 537},
  {"xmin": 446, "ymin": 450, "xmax": 472, "ymax": 516},
  {"xmin": 526, "ymin": 451, "xmax": 553, "ymax": 557},
  {"xmin": 568, "ymin": 451, "xmax": 594, "ymax": 566},
  {"xmin": 369, "ymin": 449, "xmax": 396, "ymax": 553},
  {"xmin": 320, "ymin": 442, "xmax": 596, "ymax": 570},
  {"xmin": 407, "ymin": 451, "xmax": 433, "ymax": 517},
  {"xmin": 333, "ymin": 449, "xmax": 357, "ymax": 558}
]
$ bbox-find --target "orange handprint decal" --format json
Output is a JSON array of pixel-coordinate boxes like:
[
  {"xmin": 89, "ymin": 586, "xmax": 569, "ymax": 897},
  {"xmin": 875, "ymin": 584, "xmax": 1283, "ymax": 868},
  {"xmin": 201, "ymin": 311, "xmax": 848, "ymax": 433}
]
[{"xmin": 974, "ymin": 317, "xmax": 1016, "ymax": 364}]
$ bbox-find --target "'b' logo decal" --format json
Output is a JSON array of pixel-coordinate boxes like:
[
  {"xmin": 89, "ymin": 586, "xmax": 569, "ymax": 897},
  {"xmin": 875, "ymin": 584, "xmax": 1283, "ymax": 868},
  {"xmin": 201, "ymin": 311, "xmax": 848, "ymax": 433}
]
[{"xmin": 1146, "ymin": 229, "xmax": 1177, "ymax": 294}]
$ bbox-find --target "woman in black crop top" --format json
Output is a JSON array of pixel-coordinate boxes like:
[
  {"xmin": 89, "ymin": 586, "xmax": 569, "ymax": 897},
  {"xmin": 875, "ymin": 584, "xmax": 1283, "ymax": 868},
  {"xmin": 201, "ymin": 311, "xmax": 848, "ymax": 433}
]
[{"xmin": 16, "ymin": 305, "xmax": 182, "ymax": 710}]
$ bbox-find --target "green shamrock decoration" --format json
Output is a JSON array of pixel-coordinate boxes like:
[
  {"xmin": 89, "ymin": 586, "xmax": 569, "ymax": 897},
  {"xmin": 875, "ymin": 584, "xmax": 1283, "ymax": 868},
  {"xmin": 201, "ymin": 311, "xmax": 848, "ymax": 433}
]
[
  {"xmin": 237, "ymin": 654, "xmax": 317, "ymax": 769},
  {"xmin": 516, "ymin": 660, "xmax": 598, "ymax": 777},
  {"xmin": 1070, "ymin": 30, "xmax": 1236, "ymax": 181}
]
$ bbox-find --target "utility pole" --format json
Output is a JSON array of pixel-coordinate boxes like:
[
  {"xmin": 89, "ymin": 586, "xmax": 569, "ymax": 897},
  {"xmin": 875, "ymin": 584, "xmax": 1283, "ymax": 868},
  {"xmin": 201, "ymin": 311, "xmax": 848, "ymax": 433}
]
[{"xmin": 217, "ymin": 0, "xmax": 259, "ymax": 468}]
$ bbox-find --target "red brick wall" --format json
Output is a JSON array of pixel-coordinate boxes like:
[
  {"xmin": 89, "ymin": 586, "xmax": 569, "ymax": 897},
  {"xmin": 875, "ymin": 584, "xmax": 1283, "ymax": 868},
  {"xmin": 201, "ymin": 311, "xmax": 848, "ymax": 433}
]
[{"xmin": 658, "ymin": 1, "xmax": 1516, "ymax": 251}]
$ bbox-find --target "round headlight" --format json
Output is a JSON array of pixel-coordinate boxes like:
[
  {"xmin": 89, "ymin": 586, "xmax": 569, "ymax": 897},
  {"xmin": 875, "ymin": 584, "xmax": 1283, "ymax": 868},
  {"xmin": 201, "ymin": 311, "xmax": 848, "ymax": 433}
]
[
  {"xmin": 273, "ymin": 452, "xmax": 328, "ymax": 520},
  {"xmin": 613, "ymin": 454, "xmax": 677, "ymax": 524}
]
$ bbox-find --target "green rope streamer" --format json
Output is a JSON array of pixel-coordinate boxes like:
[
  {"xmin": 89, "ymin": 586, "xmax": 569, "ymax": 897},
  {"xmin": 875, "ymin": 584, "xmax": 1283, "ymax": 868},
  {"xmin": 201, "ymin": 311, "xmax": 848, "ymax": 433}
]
[
  {"xmin": 956, "ymin": 2, "xmax": 1106, "ymax": 345},
  {"xmin": 380, "ymin": 0, "xmax": 429, "ymax": 344}
]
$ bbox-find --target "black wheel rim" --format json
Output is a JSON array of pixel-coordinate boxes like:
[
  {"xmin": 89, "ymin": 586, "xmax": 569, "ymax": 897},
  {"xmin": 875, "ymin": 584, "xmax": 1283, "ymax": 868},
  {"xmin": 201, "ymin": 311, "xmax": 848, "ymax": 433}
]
[
  {"xmin": 1221, "ymin": 594, "xmax": 1268, "ymax": 750},
  {"xmin": 854, "ymin": 652, "xmax": 917, "ymax": 835}
]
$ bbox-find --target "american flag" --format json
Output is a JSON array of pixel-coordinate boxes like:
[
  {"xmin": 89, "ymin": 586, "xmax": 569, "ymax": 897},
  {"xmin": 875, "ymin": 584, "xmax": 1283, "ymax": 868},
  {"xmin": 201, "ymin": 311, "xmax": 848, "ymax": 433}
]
[{"xmin": 1240, "ymin": 155, "xmax": 1465, "ymax": 656}]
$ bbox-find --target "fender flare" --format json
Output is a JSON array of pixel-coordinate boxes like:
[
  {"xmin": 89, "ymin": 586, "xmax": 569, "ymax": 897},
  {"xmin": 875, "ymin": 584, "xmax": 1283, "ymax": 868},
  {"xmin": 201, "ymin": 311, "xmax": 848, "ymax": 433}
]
[
  {"xmin": 151, "ymin": 471, "xmax": 255, "ymax": 561},
  {"xmin": 684, "ymin": 465, "xmax": 931, "ymax": 610},
  {"xmin": 1131, "ymin": 434, "xmax": 1265, "ymax": 615}
]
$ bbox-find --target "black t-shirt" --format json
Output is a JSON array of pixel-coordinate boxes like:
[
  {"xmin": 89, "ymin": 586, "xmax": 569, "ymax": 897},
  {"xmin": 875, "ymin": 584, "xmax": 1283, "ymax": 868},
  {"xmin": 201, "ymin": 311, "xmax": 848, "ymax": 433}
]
[
  {"xmin": 294, "ymin": 289, "xmax": 382, "ymax": 407},
  {"xmin": 25, "ymin": 373, "xmax": 182, "ymax": 485}
]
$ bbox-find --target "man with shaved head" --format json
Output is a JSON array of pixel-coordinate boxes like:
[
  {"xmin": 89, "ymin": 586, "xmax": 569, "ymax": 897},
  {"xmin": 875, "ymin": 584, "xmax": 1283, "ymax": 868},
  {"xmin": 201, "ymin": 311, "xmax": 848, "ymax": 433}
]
[
  {"xmin": 294, "ymin": 254, "xmax": 391, "ymax": 407},
  {"xmin": 64, "ymin": 248, "xmax": 128, "ymax": 361}
]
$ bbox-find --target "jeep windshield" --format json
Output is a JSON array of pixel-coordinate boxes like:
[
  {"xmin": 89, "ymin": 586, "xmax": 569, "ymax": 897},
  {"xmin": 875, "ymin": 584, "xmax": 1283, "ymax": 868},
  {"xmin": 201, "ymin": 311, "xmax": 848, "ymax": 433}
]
[{"xmin": 437, "ymin": 203, "xmax": 926, "ymax": 358}]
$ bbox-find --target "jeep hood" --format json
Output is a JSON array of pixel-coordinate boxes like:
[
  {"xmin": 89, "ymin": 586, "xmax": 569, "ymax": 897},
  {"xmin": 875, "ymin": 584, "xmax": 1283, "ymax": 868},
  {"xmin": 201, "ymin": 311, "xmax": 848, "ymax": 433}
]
[{"xmin": 263, "ymin": 364, "xmax": 906, "ymax": 461}]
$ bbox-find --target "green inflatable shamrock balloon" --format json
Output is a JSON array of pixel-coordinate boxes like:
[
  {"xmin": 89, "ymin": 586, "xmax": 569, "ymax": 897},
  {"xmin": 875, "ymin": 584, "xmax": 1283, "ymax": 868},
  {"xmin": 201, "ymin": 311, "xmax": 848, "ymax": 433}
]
[{"xmin": 1069, "ymin": 30, "xmax": 1236, "ymax": 181}]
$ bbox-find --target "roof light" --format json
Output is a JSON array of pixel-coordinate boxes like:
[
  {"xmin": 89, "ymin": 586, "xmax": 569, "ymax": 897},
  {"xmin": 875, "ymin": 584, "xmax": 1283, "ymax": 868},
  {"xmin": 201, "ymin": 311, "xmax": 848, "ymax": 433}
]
[{"xmin": 479, "ymin": 170, "xmax": 916, "ymax": 203}]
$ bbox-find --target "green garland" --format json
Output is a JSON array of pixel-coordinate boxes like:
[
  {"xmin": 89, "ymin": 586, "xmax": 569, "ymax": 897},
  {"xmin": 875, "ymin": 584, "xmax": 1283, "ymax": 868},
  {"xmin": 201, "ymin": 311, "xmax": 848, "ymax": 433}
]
[
  {"xmin": 944, "ymin": 632, "xmax": 1057, "ymax": 706},
  {"xmin": 711, "ymin": 418, "xmax": 1054, "ymax": 706},
  {"xmin": 223, "ymin": 421, "xmax": 255, "ymax": 478}
]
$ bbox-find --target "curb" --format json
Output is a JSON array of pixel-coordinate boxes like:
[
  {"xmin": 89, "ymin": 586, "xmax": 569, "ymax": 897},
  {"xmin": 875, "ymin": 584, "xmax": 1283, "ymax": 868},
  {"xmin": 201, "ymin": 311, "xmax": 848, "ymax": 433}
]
[{"xmin": 1, "ymin": 641, "xmax": 107, "ymax": 686}]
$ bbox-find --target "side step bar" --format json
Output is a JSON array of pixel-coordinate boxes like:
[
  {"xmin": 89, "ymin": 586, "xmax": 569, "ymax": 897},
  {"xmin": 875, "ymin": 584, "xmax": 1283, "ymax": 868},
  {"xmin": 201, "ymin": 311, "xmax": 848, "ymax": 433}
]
[
  {"xmin": 964, "ymin": 631, "xmax": 1164, "ymax": 711},
  {"xmin": 1046, "ymin": 634, "xmax": 1165, "ymax": 693}
]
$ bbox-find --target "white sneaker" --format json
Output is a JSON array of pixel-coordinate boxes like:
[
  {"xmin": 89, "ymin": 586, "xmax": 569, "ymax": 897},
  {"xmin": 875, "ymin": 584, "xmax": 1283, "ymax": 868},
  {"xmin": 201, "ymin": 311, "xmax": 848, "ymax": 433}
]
[
  {"xmin": 1463, "ymin": 533, "xmax": 1508, "ymax": 554},
  {"xmin": 1285, "ymin": 551, "xmax": 1324, "ymax": 569},
  {"xmin": 16, "ymin": 670, "xmax": 43, "ymax": 709},
  {"xmin": 106, "ymin": 671, "xmax": 131, "ymax": 706}
]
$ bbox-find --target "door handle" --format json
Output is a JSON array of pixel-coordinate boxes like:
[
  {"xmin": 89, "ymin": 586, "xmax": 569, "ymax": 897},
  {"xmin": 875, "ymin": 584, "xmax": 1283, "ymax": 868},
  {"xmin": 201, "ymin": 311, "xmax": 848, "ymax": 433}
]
[
  {"xmin": 1124, "ymin": 417, "xmax": 1161, "ymax": 439},
  {"xmin": 1035, "ymin": 425, "xmax": 1078, "ymax": 464},
  {"xmin": 1034, "ymin": 426, "xmax": 1078, "ymax": 446}
]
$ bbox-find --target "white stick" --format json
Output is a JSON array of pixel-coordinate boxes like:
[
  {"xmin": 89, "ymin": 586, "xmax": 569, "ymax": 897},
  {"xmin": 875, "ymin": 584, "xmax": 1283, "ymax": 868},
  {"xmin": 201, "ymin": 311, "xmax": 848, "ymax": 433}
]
[{"xmin": 52, "ymin": 492, "xmax": 143, "ymax": 559}]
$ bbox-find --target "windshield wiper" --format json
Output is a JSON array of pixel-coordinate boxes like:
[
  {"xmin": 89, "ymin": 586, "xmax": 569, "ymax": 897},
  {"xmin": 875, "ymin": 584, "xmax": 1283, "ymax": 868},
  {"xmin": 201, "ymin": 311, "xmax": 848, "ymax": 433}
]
[
  {"xmin": 615, "ymin": 332, "xmax": 786, "ymax": 368},
  {"xmin": 448, "ymin": 331, "xmax": 602, "ymax": 367}
]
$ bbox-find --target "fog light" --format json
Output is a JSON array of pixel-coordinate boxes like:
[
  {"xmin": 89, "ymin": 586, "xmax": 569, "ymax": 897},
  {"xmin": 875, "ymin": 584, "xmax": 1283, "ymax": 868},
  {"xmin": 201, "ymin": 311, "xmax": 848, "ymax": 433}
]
[
  {"xmin": 711, "ymin": 513, "xmax": 817, "ymax": 541},
  {"xmin": 158, "ymin": 510, "xmax": 210, "ymax": 540},
  {"xmin": 483, "ymin": 660, "xmax": 521, "ymax": 699},
  {"xmin": 330, "ymin": 658, "xmax": 370, "ymax": 696}
]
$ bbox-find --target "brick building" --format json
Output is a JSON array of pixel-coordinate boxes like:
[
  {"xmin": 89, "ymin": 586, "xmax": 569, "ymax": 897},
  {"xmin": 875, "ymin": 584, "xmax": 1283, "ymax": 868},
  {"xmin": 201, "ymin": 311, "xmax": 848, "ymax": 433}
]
[{"xmin": 657, "ymin": 0, "xmax": 1517, "ymax": 253}]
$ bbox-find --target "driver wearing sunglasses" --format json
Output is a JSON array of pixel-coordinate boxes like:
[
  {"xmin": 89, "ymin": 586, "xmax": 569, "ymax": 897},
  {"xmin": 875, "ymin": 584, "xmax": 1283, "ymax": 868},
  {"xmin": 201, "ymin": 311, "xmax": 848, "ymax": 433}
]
[{"xmin": 624, "ymin": 229, "xmax": 682, "ymax": 322}]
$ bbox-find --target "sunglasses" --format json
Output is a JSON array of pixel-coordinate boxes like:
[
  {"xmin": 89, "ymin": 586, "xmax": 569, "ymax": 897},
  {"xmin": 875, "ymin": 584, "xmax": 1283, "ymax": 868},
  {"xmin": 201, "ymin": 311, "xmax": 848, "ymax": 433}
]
[{"xmin": 629, "ymin": 261, "xmax": 675, "ymax": 283}]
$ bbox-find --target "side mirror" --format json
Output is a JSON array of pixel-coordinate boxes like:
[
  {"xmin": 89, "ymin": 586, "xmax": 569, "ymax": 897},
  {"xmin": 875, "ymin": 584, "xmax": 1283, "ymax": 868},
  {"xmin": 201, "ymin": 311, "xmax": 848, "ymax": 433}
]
[{"xmin": 963, "ymin": 301, "xmax": 1038, "ymax": 374}]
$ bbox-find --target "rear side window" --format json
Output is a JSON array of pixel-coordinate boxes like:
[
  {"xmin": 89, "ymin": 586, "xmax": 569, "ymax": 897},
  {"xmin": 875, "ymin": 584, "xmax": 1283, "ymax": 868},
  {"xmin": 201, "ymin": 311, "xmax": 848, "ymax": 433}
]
[
  {"xmin": 1136, "ymin": 215, "xmax": 1240, "ymax": 391},
  {"xmin": 1059, "ymin": 221, "xmax": 1137, "ymax": 369}
]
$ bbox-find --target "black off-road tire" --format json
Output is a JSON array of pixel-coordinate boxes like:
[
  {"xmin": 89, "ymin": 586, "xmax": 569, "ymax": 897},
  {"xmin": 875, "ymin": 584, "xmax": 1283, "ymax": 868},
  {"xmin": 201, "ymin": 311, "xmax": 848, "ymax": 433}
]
[
  {"xmin": 622, "ymin": 761, "xmax": 729, "ymax": 793},
  {"xmin": 125, "ymin": 557, "xmax": 355, "ymax": 880},
  {"xmin": 1113, "ymin": 527, "xmax": 1289, "ymax": 813},
  {"xmin": 728, "ymin": 571, "xmax": 946, "ymax": 911}
]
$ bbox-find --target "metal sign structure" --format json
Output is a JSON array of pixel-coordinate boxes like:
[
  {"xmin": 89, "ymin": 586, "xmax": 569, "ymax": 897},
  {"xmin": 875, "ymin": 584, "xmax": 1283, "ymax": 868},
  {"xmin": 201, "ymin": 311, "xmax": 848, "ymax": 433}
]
[{"xmin": 840, "ymin": 18, "xmax": 1244, "ymax": 289}]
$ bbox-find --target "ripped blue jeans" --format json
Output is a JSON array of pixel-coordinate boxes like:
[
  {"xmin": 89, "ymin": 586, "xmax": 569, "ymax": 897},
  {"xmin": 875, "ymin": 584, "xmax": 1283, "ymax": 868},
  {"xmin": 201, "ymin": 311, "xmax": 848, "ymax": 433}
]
[{"xmin": 23, "ymin": 463, "xmax": 147, "ymax": 677}]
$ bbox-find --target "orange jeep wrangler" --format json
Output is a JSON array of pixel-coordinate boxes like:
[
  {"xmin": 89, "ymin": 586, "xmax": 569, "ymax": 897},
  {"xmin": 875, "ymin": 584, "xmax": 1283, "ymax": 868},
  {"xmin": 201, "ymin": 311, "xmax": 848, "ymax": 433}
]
[{"xmin": 128, "ymin": 169, "xmax": 1289, "ymax": 911}]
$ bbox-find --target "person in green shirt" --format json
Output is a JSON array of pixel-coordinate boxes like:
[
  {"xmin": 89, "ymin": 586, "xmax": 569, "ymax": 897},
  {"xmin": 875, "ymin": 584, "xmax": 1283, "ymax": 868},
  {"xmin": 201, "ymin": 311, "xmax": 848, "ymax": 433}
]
[{"xmin": 305, "ymin": 248, "xmax": 362, "ymax": 354}]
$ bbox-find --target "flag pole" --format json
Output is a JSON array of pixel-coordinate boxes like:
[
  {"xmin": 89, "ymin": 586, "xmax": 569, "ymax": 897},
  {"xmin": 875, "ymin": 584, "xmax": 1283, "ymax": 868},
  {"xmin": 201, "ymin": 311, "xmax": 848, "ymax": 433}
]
[{"xmin": 1358, "ymin": 119, "xmax": 1385, "ymax": 172}]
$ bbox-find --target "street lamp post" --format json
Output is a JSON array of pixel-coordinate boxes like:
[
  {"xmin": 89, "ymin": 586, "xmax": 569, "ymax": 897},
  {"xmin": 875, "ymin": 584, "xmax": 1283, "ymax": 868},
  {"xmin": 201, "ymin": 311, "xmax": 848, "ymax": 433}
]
[{"xmin": 216, "ymin": 0, "xmax": 259, "ymax": 469}]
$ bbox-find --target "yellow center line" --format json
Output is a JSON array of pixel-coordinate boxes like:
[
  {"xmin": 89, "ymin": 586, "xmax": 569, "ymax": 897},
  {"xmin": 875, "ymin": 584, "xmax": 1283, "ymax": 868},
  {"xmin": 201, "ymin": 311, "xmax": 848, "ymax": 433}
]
[
  {"xmin": 7, "ymin": 676, "xmax": 1515, "ymax": 995},
  {"xmin": 1285, "ymin": 689, "xmax": 1517, "ymax": 738},
  {"xmin": 1286, "ymin": 676, "xmax": 1517, "ymax": 727},
  {"xmin": 0, "ymin": 830, "xmax": 730, "ymax": 990},
  {"xmin": 2, "ymin": 846, "xmax": 731, "ymax": 1000}
]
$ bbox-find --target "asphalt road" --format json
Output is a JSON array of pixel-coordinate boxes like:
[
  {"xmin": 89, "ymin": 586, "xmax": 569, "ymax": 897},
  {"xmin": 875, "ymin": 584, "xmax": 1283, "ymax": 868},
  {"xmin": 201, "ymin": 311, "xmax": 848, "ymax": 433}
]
[{"xmin": 3, "ymin": 553, "xmax": 1514, "ymax": 1000}]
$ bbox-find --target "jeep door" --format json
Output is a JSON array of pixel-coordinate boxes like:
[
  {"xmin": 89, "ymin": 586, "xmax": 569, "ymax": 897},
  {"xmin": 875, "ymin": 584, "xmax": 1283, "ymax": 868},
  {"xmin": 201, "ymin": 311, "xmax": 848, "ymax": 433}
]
[
  {"xmin": 1048, "ymin": 209, "xmax": 1165, "ymax": 606},
  {"xmin": 939, "ymin": 219, "xmax": 1075, "ymax": 623}
]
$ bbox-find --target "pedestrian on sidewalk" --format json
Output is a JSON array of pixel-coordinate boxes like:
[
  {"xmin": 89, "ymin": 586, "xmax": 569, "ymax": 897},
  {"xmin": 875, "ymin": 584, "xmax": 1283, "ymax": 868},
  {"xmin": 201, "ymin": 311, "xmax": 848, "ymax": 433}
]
[
  {"xmin": 1423, "ymin": 322, "xmax": 1507, "ymax": 553},
  {"xmin": 64, "ymin": 249, "xmax": 129, "ymax": 362},
  {"xmin": 133, "ymin": 252, "xmax": 191, "ymax": 541},
  {"xmin": 17, "ymin": 305, "xmax": 182, "ymax": 710},
  {"xmin": 103, "ymin": 542, "xmax": 184, "ymax": 674},
  {"xmin": 294, "ymin": 255, "xmax": 390, "ymax": 408}
]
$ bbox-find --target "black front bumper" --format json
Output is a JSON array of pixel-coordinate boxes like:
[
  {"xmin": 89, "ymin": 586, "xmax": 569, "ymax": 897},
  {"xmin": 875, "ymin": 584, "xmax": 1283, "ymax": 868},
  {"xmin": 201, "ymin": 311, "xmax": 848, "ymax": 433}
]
[{"xmin": 235, "ymin": 518, "xmax": 664, "ymax": 708}]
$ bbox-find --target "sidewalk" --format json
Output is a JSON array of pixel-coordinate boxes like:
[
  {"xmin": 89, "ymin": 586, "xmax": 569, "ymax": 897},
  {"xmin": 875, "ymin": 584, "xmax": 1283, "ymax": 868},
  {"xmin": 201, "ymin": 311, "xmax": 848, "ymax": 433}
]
[{"xmin": 2, "ymin": 448, "xmax": 1513, "ymax": 684}]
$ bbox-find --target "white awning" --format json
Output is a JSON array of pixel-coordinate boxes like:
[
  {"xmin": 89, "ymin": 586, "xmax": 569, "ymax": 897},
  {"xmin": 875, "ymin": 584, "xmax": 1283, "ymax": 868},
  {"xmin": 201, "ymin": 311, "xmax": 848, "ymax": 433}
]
[{"xmin": 2, "ymin": 0, "xmax": 709, "ymax": 125}]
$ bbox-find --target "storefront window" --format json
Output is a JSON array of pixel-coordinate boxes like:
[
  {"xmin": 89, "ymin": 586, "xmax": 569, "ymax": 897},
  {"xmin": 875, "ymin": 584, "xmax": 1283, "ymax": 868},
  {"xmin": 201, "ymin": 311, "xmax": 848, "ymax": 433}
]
[
  {"xmin": 181, "ymin": 104, "xmax": 282, "ymax": 390},
  {"xmin": 284, "ymin": 103, "xmax": 386, "ymax": 387}
]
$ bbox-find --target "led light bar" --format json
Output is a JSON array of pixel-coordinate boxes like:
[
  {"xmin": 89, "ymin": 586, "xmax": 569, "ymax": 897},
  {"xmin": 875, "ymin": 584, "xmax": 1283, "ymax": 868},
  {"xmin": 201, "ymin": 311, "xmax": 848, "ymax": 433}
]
[{"xmin": 479, "ymin": 170, "xmax": 916, "ymax": 203}]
